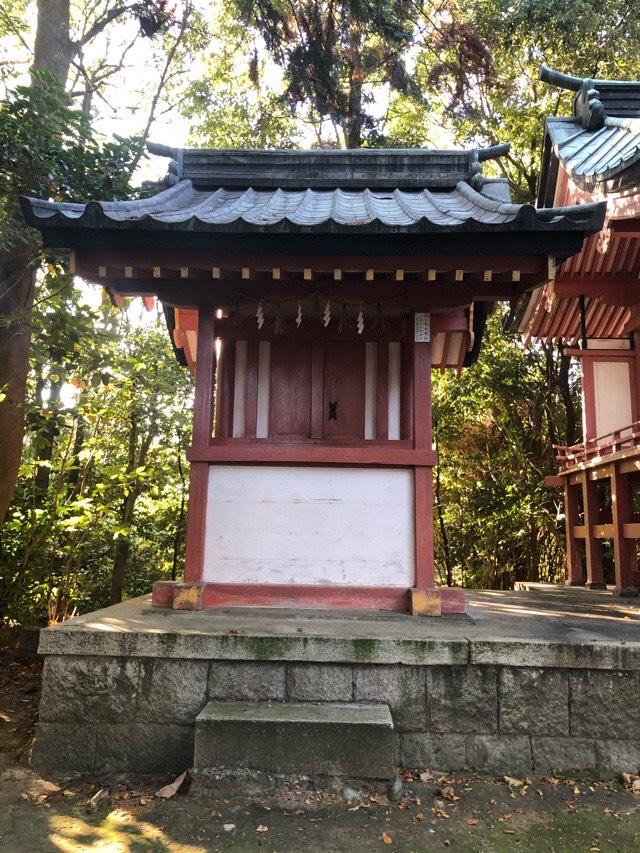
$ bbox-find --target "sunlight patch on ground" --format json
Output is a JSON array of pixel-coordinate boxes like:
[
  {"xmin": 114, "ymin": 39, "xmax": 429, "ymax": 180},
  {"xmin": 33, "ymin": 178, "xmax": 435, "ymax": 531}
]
[{"xmin": 48, "ymin": 809, "xmax": 206, "ymax": 853}]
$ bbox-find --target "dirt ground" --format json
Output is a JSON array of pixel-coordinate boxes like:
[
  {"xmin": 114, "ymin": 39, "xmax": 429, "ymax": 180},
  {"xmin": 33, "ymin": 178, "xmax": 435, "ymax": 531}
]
[{"xmin": 1, "ymin": 650, "xmax": 640, "ymax": 852}]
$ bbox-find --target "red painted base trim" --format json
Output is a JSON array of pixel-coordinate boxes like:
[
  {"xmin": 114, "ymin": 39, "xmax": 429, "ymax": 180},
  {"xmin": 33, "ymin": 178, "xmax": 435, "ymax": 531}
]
[
  {"xmin": 152, "ymin": 581, "xmax": 467, "ymax": 615},
  {"xmin": 440, "ymin": 587, "xmax": 467, "ymax": 615}
]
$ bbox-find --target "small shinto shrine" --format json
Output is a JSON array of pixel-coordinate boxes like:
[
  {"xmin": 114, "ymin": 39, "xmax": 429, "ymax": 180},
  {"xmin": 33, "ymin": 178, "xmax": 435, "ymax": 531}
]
[
  {"xmin": 516, "ymin": 65, "xmax": 640, "ymax": 596},
  {"xmin": 22, "ymin": 144, "xmax": 602, "ymax": 615}
]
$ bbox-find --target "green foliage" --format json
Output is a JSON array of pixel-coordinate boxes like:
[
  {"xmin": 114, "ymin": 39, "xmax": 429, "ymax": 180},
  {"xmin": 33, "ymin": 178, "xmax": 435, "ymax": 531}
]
[
  {"xmin": 433, "ymin": 309, "xmax": 578, "ymax": 588},
  {"xmin": 0, "ymin": 280, "xmax": 193, "ymax": 626},
  {"xmin": 0, "ymin": 73, "xmax": 142, "ymax": 251}
]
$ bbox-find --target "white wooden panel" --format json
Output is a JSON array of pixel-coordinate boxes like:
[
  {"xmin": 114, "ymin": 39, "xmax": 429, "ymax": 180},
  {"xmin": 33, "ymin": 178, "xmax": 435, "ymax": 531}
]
[
  {"xmin": 232, "ymin": 340, "xmax": 247, "ymax": 438},
  {"xmin": 204, "ymin": 466, "xmax": 415, "ymax": 587},
  {"xmin": 388, "ymin": 342, "xmax": 401, "ymax": 441},
  {"xmin": 256, "ymin": 341, "xmax": 271, "ymax": 438},
  {"xmin": 364, "ymin": 342, "xmax": 377, "ymax": 440},
  {"xmin": 593, "ymin": 360, "xmax": 633, "ymax": 437}
]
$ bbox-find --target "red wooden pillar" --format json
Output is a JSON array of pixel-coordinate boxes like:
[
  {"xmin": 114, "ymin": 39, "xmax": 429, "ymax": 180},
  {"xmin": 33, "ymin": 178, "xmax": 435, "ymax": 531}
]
[
  {"xmin": 581, "ymin": 471, "xmax": 605, "ymax": 589},
  {"xmin": 610, "ymin": 461, "xmax": 637, "ymax": 594},
  {"xmin": 564, "ymin": 479, "xmax": 583, "ymax": 585},
  {"xmin": 183, "ymin": 306, "xmax": 216, "ymax": 584},
  {"xmin": 411, "ymin": 333, "xmax": 437, "ymax": 614}
]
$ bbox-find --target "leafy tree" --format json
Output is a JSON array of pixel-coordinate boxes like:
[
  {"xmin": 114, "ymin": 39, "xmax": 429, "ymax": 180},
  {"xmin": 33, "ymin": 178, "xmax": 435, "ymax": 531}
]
[
  {"xmin": 433, "ymin": 309, "xmax": 580, "ymax": 588},
  {"xmin": 226, "ymin": 0, "xmax": 426, "ymax": 147}
]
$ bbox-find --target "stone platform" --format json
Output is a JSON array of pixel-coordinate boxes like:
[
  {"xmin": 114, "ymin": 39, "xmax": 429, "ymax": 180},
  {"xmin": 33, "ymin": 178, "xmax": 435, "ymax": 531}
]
[{"xmin": 33, "ymin": 586, "xmax": 640, "ymax": 778}]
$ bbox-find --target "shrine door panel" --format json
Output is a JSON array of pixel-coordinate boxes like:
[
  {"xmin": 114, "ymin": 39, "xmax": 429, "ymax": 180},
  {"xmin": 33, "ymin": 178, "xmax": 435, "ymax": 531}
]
[
  {"xmin": 323, "ymin": 341, "xmax": 366, "ymax": 441},
  {"xmin": 269, "ymin": 340, "xmax": 313, "ymax": 439},
  {"xmin": 203, "ymin": 464, "xmax": 415, "ymax": 586}
]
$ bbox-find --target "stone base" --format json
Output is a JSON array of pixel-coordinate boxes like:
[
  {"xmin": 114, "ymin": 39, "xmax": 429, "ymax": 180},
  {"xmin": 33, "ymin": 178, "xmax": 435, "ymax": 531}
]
[
  {"xmin": 30, "ymin": 593, "xmax": 640, "ymax": 778},
  {"xmin": 194, "ymin": 701, "xmax": 394, "ymax": 779}
]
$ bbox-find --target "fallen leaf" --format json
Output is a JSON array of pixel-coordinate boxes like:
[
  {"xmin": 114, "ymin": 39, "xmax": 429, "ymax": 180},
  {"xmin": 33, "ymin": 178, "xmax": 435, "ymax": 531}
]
[
  {"xmin": 432, "ymin": 807, "xmax": 450, "ymax": 819},
  {"xmin": 439, "ymin": 786, "xmax": 459, "ymax": 802},
  {"xmin": 397, "ymin": 802, "xmax": 409, "ymax": 810},
  {"xmin": 466, "ymin": 817, "xmax": 479, "ymax": 826},
  {"xmin": 498, "ymin": 813, "xmax": 513, "ymax": 823},
  {"xmin": 256, "ymin": 824, "xmax": 269, "ymax": 833},
  {"xmin": 155, "ymin": 771, "xmax": 187, "ymax": 799},
  {"xmin": 412, "ymin": 813, "xmax": 425, "ymax": 822},
  {"xmin": 381, "ymin": 831, "xmax": 393, "ymax": 845},
  {"xmin": 504, "ymin": 776, "xmax": 523, "ymax": 788},
  {"xmin": 211, "ymin": 809, "xmax": 222, "ymax": 817},
  {"xmin": 633, "ymin": 779, "xmax": 640, "ymax": 793},
  {"xmin": 88, "ymin": 788, "xmax": 109, "ymax": 811},
  {"xmin": 223, "ymin": 824, "xmax": 235, "ymax": 833},
  {"xmin": 442, "ymin": 840, "xmax": 450, "ymax": 847},
  {"xmin": 419, "ymin": 771, "xmax": 434, "ymax": 783}
]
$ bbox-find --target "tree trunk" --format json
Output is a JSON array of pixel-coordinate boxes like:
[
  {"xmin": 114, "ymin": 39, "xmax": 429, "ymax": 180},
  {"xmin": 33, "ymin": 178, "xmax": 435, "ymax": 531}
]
[
  {"xmin": 34, "ymin": 377, "xmax": 63, "ymax": 504},
  {"xmin": 0, "ymin": 246, "xmax": 36, "ymax": 522},
  {"xmin": 32, "ymin": 0, "xmax": 73, "ymax": 86}
]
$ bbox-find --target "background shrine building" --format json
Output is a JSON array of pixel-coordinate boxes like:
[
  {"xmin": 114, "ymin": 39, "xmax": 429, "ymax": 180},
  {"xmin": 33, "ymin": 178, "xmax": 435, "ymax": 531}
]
[{"xmin": 515, "ymin": 65, "xmax": 640, "ymax": 597}]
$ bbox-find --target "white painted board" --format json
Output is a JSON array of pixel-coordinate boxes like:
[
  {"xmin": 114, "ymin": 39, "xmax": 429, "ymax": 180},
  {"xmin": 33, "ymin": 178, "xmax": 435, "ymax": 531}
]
[
  {"xmin": 203, "ymin": 465, "xmax": 415, "ymax": 587},
  {"xmin": 593, "ymin": 360, "xmax": 632, "ymax": 437}
]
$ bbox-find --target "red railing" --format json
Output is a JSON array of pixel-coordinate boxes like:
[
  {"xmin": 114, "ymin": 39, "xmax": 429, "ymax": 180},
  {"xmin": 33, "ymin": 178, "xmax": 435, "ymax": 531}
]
[{"xmin": 554, "ymin": 421, "xmax": 640, "ymax": 470}]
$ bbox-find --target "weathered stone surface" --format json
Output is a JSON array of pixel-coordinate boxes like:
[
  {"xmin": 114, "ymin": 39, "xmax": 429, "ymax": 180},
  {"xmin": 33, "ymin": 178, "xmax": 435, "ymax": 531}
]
[
  {"xmin": 354, "ymin": 665, "xmax": 426, "ymax": 730},
  {"xmin": 570, "ymin": 671, "xmax": 640, "ymax": 738},
  {"xmin": 531, "ymin": 737, "xmax": 596, "ymax": 771},
  {"xmin": 137, "ymin": 659, "xmax": 208, "ymax": 722},
  {"xmin": 399, "ymin": 733, "xmax": 466, "ymax": 770},
  {"xmin": 427, "ymin": 666, "xmax": 497, "ymax": 734},
  {"xmin": 499, "ymin": 668, "xmax": 568, "ymax": 735},
  {"xmin": 31, "ymin": 723, "xmax": 96, "ymax": 773},
  {"xmin": 39, "ymin": 656, "xmax": 140, "ymax": 722},
  {"xmin": 94, "ymin": 724, "xmax": 194, "ymax": 774},
  {"xmin": 471, "ymin": 639, "xmax": 640, "ymax": 671},
  {"xmin": 195, "ymin": 701, "xmax": 394, "ymax": 779},
  {"xmin": 596, "ymin": 740, "xmax": 640, "ymax": 774},
  {"xmin": 465, "ymin": 736, "xmax": 532, "ymax": 774},
  {"xmin": 208, "ymin": 661, "xmax": 286, "ymax": 700},
  {"xmin": 287, "ymin": 664, "xmax": 353, "ymax": 701}
]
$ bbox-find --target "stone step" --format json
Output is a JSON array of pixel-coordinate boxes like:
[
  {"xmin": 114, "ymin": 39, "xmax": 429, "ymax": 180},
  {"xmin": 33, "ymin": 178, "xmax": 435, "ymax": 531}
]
[{"xmin": 194, "ymin": 701, "xmax": 394, "ymax": 779}]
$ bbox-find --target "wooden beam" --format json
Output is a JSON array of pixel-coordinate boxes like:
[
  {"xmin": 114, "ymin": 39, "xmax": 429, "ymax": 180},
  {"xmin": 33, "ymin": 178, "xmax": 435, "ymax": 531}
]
[
  {"xmin": 187, "ymin": 443, "xmax": 436, "ymax": 467},
  {"xmin": 564, "ymin": 481, "xmax": 583, "ymax": 584},
  {"xmin": 610, "ymin": 462, "xmax": 637, "ymax": 591},
  {"xmin": 581, "ymin": 472, "xmax": 606, "ymax": 588}
]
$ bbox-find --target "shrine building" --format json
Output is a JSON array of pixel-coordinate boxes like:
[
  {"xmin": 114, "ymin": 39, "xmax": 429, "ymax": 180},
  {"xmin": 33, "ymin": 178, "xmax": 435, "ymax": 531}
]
[
  {"xmin": 22, "ymin": 143, "xmax": 604, "ymax": 616},
  {"xmin": 515, "ymin": 65, "xmax": 640, "ymax": 596}
]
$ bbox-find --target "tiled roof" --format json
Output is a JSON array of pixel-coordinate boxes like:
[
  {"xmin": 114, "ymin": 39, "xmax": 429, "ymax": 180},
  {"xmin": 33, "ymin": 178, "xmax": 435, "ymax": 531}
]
[
  {"xmin": 21, "ymin": 176, "xmax": 603, "ymax": 235},
  {"xmin": 546, "ymin": 117, "xmax": 640, "ymax": 194}
]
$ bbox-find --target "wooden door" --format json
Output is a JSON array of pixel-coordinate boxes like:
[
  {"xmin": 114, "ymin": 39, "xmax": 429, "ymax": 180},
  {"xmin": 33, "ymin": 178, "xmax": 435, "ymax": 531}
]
[
  {"xmin": 323, "ymin": 341, "xmax": 365, "ymax": 441},
  {"xmin": 269, "ymin": 340, "xmax": 313, "ymax": 439}
]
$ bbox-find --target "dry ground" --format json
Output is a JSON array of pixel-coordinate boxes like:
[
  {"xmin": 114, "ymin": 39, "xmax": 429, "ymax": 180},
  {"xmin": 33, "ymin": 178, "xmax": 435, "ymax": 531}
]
[{"xmin": 1, "ymin": 649, "xmax": 640, "ymax": 852}]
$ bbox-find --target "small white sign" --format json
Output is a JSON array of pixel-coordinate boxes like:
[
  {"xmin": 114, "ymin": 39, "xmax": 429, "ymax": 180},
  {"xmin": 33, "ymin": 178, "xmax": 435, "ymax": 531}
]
[{"xmin": 414, "ymin": 312, "xmax": 431, "ymax": 342}]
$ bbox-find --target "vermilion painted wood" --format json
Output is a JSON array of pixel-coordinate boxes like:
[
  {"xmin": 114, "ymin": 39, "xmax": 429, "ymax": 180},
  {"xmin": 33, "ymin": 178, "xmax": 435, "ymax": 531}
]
[
  {"xmin": 412, "ymin": 339, "xmax": 432, "ymax": 450},
  {"xmin": 269, "ymin": 340, "xmax": 313, "ymax": 439},
  {"xmin": 564, "ymin": 480, "xmax": 583, "ymax": 584},
  {"xmin": 202, "ymin": 436, "xmax": 414, "ymax": 448},
  {"xmin": 192, "ymin": 307, "xmax": 216, "ymax": 445},
  {"xmin": 151, "ymin": 581, "xmax": 175, "ymax": 607},
  {"xmin": 310, "ymin": 341, "xmax": 325, "ymax": 439},
  {"xmin": 414, "ymin": 466, "xmax": 435, "ymax": 588},
  {"xmin": 323, "ymin": 341, "xmax": 366, "ymax": 441},
  {"xmin": 581, "ymin": 358, "xmax": 597, "ymax": 442},
  {"xmin": 400, "ymin": 341, "xmax": 413, "ymax": 442},
  {"xmin": 376, "ymin": 342, "xmax": 389, "ymax": 441},
  {"xmin": 439, "ymin": 587, "xmax": 466, "ymax": 614},
  {"xmin": 412, "ymin": 335, "xmax": 435, "ymax": 589},
  {"xmin": 216, "ymin": 339, "xmax": 235, "ymax": 439},
  {"xmin": 198, "ymin": 582, "xmax": 410, "ymax": 611},
  {"xmin": 244, "ymin": 340, "xmax": 259, "ymax": 439},
  {"xmin": 183, "ymin": 462, "xmax": 210, "ymax": 583},
  {"xmin": 609, "ymin": 461, "xmax": 637, "ymax": 592},
  {"xmin": 581, "ymin": 471, "xmax": 605, "ymax": 588},
  {"xmin": 186, "ymin": 444, "xmax": 436, "ymax": 467}
]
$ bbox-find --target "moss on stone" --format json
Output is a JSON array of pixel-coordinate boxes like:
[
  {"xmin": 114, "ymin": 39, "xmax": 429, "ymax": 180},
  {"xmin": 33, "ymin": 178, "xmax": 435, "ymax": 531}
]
[
  {"xmin": 245, "ymin": 636, "xmax": 291, "ymax": 660},
  {"xmin": 352, "ymin": 639, "xmax": 378, "ymax": 661}
]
